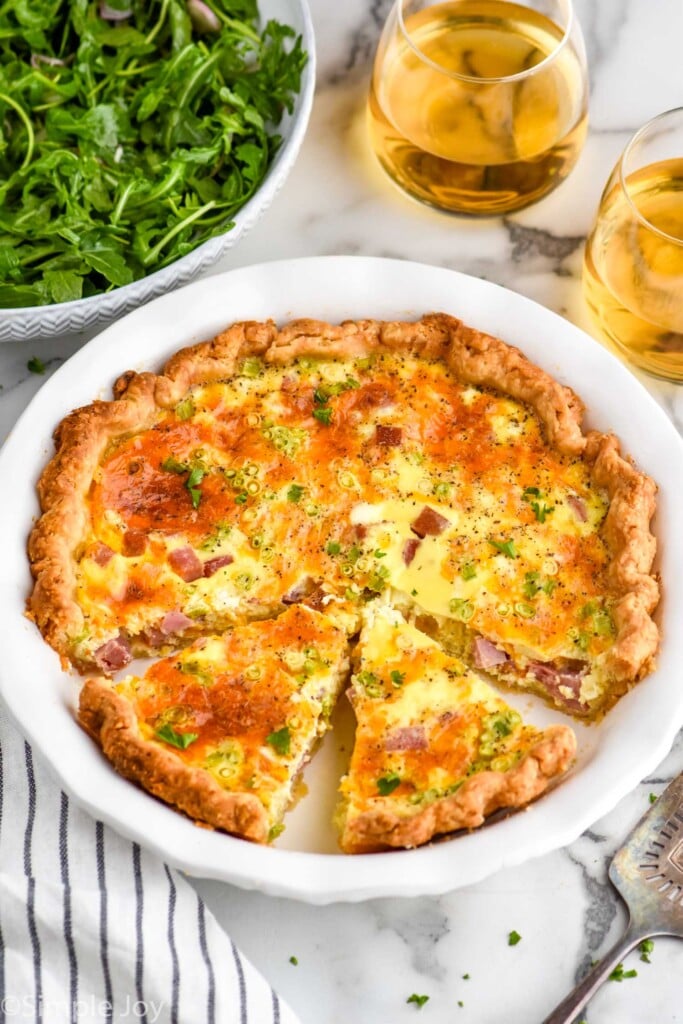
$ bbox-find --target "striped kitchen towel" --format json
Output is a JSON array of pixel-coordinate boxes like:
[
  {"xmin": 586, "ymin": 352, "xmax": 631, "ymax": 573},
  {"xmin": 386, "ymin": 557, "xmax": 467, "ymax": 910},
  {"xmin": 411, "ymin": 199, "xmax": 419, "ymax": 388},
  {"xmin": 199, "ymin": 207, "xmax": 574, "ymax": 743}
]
[{"xmin": 0, "ymin": 709, "xmax": 301, "ymax": 1024}]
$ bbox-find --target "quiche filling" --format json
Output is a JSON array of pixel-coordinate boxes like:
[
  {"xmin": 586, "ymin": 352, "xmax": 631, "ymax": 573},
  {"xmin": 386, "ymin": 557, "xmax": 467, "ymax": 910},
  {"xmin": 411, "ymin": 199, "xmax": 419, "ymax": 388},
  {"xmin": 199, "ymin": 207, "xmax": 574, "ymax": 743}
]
[
  {"xmin": 75, "ymin": 349, "xmax": 614, "ymax": 714},
  {"xmin": 79, "ymin": 605, "xmax": 349, "ymax": 843},
  {"xmin": 337, "ymin": 604, "xmax": 576, "ymax": 853}
]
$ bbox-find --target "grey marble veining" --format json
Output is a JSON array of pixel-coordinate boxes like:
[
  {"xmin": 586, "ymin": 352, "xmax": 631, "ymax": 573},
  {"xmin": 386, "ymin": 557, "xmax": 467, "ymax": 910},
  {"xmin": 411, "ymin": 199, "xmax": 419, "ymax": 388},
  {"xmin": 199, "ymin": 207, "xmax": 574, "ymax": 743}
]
[{"xmin": 1, "ymin": 1, "xmax": 683, "ymax": 1022}]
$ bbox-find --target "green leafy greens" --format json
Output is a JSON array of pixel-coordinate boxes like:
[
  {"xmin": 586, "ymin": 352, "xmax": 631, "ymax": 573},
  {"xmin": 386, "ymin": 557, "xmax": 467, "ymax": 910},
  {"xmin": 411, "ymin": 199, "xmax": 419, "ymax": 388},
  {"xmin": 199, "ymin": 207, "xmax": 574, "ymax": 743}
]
[{"xmin": 0, "ymin": 0, "xmax": 306, "ymax": 307}]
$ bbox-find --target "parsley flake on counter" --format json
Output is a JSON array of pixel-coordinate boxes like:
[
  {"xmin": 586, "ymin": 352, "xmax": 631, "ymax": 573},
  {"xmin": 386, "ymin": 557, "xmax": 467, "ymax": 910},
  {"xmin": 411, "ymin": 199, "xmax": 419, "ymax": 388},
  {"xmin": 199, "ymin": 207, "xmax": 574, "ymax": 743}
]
[
  {"xmin": 27, "ymin": 356, "xmax": 46, "ymax": 374},
  {"xmin": 649, "ymin": 792, "xmax": 658, "ymax": 804},
  {"xmin": 266, "ymin": 727, "xmax": 291, "ymax": 756},
  {"xmin": 155, "ymin": 724, "xmax": 198, "ymax": 750},
  {"xmin": 289, "ymin": 955, "xmax": 298, "ymax": 966},
  {"xmin": 508, "ymin": 930, "xmax": 522, "ymax": 946},
  {"xmin": 608, "ymin": 963, "xmax": 637, "ymax": 982},
  {"xmin": 406, "ymin": 994, "xmax": 429, "ymax": 1009}
]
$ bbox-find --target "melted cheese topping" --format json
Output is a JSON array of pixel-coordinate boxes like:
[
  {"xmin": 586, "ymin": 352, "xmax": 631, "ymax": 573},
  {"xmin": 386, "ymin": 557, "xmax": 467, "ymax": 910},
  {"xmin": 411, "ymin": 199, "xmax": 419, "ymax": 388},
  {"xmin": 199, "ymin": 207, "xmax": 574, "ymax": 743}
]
[
  {"xmin": 75, "ymin": 351, "xmax": 613, "ymax": 684},
  {"xmin": 339, "ymin": 604, "xmax": 546, "ymax": 814},
  {"xmin": 115, "ymin": 605, "xmax": 348, "ymax": 830}
]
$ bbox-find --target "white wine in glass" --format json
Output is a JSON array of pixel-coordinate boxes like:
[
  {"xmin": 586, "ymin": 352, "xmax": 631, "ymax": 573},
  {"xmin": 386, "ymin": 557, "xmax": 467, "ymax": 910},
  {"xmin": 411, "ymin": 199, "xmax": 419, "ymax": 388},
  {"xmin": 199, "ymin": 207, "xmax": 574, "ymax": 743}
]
[{"xmin": 368, "ymin": 0, "xmax": 588, "ymax": 215}]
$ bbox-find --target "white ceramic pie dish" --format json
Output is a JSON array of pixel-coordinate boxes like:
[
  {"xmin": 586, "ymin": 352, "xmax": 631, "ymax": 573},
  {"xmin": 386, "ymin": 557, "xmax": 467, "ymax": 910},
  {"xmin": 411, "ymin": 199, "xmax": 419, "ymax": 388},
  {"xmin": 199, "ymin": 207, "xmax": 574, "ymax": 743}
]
[
  {"xmin": 2, "ymin": 256, "xmax": 682, "ymax": 904},
  {"xmin": 0, "ymin": 0, "xmax": 315, "ymax": 343}
]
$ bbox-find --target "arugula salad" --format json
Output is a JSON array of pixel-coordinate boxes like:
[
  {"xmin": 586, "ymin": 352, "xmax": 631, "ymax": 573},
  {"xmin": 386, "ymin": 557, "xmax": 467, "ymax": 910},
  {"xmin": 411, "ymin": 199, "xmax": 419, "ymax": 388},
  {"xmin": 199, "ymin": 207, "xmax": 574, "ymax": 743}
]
[{"xmin": 0, "ymin": 0, "xmax": 306, "ymax": 307}]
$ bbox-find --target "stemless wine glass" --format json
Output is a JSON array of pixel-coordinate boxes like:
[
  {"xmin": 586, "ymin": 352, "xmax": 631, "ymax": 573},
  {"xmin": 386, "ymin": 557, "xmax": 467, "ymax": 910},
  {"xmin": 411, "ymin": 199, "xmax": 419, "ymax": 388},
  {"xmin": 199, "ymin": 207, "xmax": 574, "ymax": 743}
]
[
  {"xmin": 367, "ymin": 0, "xmax": 589, "ymax": 215},
  {"xmin": 583, "ymin": 107, "xmax": 683, "ymax": 382}
]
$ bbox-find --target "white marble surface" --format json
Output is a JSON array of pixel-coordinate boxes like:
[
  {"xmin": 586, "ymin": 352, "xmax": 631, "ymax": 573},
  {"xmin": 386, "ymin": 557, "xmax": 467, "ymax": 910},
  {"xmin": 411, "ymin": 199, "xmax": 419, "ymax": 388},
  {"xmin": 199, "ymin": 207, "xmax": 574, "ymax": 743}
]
[{"xmin": 2, "ymin": 1, "xmax": 683, "ymax": 1021}]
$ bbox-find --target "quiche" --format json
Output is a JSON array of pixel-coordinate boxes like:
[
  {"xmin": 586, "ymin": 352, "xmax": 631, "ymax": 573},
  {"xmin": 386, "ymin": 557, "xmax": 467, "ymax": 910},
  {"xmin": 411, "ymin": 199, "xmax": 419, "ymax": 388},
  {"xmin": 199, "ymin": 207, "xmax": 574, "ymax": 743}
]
[
  {"xmin": 338, "ymin": 604, "xmax": 576, "ymax": 853},
  {"xmin": 28, "ymin": 313, "xmax": 659, "ymax": 848},
  {"xmin": 79, "ymin": 604, "xmax": 349, "ymax": 843}
]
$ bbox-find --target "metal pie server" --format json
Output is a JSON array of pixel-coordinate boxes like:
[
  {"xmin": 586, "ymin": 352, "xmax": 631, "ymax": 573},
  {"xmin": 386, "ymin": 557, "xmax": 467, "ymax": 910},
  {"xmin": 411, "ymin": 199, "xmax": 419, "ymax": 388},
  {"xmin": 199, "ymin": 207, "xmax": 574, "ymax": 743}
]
[{"xmin": 542, "ymin": 770, "xmax": 683, "ymax": 1024}]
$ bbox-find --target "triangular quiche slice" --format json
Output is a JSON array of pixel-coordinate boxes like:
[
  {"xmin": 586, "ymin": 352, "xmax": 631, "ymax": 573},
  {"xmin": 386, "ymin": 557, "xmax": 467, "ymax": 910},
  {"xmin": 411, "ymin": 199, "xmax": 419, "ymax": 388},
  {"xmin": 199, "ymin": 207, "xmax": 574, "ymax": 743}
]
[
  {"xmin": 337, "ymin": 604, "xmax": 576, "ymax": 853},
  {"xmin": 78, "ymin": 605, "xmax": 349, "ymax": 844}
]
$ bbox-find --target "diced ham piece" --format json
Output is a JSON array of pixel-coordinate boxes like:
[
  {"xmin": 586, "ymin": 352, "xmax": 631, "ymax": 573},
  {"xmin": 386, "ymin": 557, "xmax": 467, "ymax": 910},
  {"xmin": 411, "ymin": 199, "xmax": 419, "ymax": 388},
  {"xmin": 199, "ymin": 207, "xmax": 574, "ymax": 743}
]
[
  {"xmin": 385, "ymin": 726, "xmax": 428, "ymax": 751},
  {"xmin": 375, "ymin": 425, "xmax": 403, "ymax": 447},
  {"xmin": 160, "ymin": 611, "xmax": 193, "ymax": 635},
  {"xmin": 142, "ymin": 627, "xmax": 167, "ymax": 648},
  {"xmin": 122, "ymin": 529, "xmax": 148, "ymax": 556},
  {"xmin": 92, "ymin": 542, "xmax": 114, "ymax": 566},
  {"xmin": 403, "ymin": 538, "xmax": 421, "ymax": 566},
  {"xmin": 168, "ymin": 546, "xmax": 203, "ymax": 582},
  {"xmin": 94, "ymin": 635, "xmax": 131, "ymax": 673},
  {"xmin": 473, "ymin": 636, "xmax": 509, "ymax": 670},
  {"xmin": 411, "ymin": 505, "xmax": 450, "ymax": 538},
  {"xmin": 283, "ymin": 576, "xmax": 316, "ymax": 604},
  {"xmin": 530, "ymin": 661, "xmax": 588, "ymax": 713},
  {"xmin": 203, "ymin": 553, "xmax": 234, "ymax": 577},
  {"xmin": 568, "ymin": 495, "xmax": 588, "ymax": 522}
]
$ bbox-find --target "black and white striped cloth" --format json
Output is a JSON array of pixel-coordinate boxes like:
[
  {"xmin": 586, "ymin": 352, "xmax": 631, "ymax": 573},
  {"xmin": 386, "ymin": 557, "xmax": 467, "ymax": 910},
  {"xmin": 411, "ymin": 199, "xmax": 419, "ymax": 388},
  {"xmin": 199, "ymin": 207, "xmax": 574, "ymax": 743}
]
[{"xmin": 0, "ymin": 709, "xmax": 301, "ymax": 1024}]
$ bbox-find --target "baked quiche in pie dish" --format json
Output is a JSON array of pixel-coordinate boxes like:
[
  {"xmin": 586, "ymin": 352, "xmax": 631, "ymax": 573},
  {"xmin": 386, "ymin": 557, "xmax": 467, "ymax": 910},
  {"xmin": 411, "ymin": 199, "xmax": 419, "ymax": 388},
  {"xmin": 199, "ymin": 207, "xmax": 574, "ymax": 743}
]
[{"xmin": 27, "ymin": 313, "xmax": 659, "ymax": 850}]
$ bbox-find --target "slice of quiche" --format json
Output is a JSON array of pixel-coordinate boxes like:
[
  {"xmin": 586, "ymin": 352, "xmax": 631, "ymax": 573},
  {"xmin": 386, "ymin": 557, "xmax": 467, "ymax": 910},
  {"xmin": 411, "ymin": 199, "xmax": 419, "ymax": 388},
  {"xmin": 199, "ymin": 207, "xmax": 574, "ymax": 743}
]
[
  {"xmin": 337, "ymin": 604, "xmax": 576, "ymax": 853},
  {"xmin": 79, "ymin": 605, "xmax": 349, "ymax": 843}
]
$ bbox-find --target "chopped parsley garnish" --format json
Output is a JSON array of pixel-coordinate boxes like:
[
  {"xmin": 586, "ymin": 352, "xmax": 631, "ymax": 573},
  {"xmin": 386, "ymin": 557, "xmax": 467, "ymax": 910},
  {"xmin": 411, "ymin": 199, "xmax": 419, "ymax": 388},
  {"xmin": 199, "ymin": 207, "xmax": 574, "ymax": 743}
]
[
  {"xmin": 508, "ymin": 930, "xmax": 522, "ymax": 946},
  {"xmin": 287, "ymin": 483, "xmax": 305, "ymax": 502},
  {"xmin": 155, "ymin": 724, "xmax": 198, "ymax": 750},
  {"xmin": 235, "ymin": 492, "xmax": 248, "ymax": 504},
  {"xmin": 326, "ymin": 541, "xmax": 341, "ymax": 556},
  {"xmin": 460, "ymin": 561, "xmax": 477, "ymax": 581},
  {"xmin": 313, "ymin": 406, "xmax": 333, "ymax": 426},
  {"xmin": 161, "ymin": 456, "xmax": 188, "ymax": 474},
  {"xmin": 390, "ymin": 670, "xmax": 406, "ymax": 687},
  {"xmin": 406, "ymin": 994, "xmax": 429, "ymax": 1009},
  {"xmin": 639, "ymin": 939, "xmax": 654, "ymax": 963},
  {"xmin": 289, "ymin": 955, "xmax": 299, "ymax": 966},
  {"xmin": 161, "ymin": 457, "xmax": 206, "ymax": 508},
  {"xmin": 522, "ymin": 486, "xmax": 554, "ymax": 523},
  {"xmin": 27, "ymin": 356, "xmax": 46, "ymax": 374},
  {"xmin": 377, "ymin": 773, "xmax": 401, "ymax": 796},
  {"xmin": 186, "ymin": 465, "xmax": 206, "ymax": 509},
  {"xmin": 175, "ymin": 397, "xmax": 196, "ymax": 421},
  {"xmin": 489, "ymin": 538, "xmax": 517, "ymax": 559},
  {"xmin": 266, "ymin": 727, "xmax": 291, "ymax": 756},
  {"xmin": 609, "ymin": 963, "xmax": 637, "ymax": 982},
  {"xmin": 374, "ymin": 549, "xmax": 388, "ymax": 558}
]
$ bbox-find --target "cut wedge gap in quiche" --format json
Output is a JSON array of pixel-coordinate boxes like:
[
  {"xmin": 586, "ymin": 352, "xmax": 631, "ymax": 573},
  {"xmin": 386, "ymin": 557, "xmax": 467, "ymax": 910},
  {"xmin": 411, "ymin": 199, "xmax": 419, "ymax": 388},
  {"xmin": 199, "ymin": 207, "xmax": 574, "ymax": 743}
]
[
  {"xmin": 336, "ymin": 603, "xmax": 577, "ymax": 854},
  {"xmin": 78, "ymin": 605, "xmax": 350, "ymax": 844}
]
